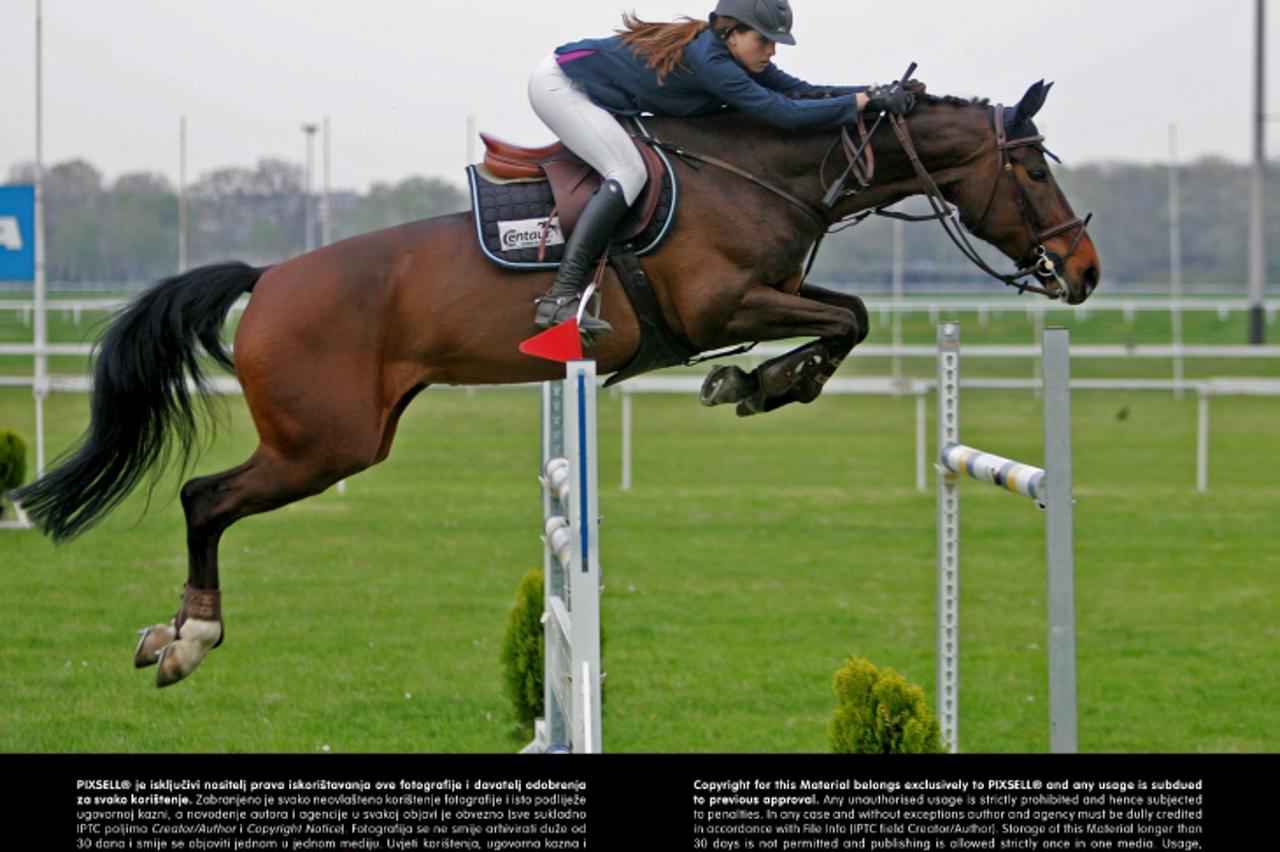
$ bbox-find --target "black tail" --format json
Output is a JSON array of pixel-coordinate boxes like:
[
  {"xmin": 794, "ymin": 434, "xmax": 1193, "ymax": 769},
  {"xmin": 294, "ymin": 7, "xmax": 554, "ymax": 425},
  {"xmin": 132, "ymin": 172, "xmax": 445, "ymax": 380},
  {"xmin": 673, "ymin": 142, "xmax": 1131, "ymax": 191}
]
[{"xmin": 10, "ymin": 262, "xmax": 264, "ymax": 543}]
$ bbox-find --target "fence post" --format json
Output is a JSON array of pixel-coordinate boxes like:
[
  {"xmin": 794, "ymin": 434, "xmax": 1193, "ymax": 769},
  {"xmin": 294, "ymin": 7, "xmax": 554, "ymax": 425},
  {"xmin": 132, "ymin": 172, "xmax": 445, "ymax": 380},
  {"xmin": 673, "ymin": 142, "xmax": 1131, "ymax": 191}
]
[
  {"xmin": 936, "ymin": 323, "xmax": 1078, "ymax": 754},
  {"xmin": 1042, "ymin": 328, "xmax": 1077, "ymax": 754},
  {"xmin": 936, "ymin": 321, "xmax": 961, "ymax": 753},
  {"xmin": 526, "ymin": 360, "xmax": 603, "ymax": 754}
]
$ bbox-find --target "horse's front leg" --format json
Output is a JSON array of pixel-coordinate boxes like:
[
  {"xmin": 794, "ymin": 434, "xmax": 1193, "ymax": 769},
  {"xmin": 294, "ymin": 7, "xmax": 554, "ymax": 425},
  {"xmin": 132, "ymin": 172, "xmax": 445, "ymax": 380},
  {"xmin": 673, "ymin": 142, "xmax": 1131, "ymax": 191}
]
[
  {"xmin": 699, "ymin": 284, "xmax": 868, "ymax": 416},
  {"xmin": 734, "ymin": 281, "xmax": 871, "ymax": 411}
]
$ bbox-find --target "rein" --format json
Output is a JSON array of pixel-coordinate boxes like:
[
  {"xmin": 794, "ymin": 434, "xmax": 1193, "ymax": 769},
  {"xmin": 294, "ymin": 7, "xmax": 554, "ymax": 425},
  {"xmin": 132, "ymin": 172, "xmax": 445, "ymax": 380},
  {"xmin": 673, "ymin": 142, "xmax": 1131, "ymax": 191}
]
[{"xmin": 642, "ymin": 136, "xmax": 830, "ymax": 232}]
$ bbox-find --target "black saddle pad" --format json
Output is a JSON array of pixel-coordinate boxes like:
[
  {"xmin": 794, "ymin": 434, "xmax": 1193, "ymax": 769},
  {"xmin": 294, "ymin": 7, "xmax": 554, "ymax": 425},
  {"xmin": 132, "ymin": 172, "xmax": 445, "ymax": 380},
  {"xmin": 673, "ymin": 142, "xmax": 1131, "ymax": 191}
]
[{"xmin": 465, "ymin": 152, "xmax": 677, "ymax": 271}]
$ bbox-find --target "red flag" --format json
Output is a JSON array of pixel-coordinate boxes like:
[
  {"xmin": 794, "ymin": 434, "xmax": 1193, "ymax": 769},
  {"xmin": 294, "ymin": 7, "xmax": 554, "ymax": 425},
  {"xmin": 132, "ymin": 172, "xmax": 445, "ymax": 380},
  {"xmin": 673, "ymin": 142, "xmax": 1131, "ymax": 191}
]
[{"xmin": 518, "ymin": 319, "xmax": 583, "ymax": 363}]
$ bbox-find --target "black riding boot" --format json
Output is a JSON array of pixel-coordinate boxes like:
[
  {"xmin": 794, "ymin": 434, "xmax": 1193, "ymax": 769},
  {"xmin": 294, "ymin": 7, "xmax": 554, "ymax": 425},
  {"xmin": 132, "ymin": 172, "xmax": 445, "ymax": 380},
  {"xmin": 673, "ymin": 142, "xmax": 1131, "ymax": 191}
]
[{"xmin": 534, "ymin": 179, "xmax": 630, "ymax": 338}]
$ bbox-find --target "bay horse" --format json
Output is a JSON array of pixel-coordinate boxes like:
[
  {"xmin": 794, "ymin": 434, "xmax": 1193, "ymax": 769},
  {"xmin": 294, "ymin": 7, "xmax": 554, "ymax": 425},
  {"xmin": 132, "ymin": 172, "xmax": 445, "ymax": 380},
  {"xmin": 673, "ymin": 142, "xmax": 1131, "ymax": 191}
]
[{"xmin": 12, "ymin": 81, "xmax": 1100, "ymax": 687}]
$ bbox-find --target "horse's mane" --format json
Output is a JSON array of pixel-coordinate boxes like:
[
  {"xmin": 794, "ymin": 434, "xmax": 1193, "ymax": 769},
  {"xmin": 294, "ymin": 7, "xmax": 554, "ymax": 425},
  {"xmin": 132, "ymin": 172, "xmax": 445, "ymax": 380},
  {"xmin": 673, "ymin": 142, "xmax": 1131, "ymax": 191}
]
[
  {"xmin": 915, "ymin": 92, "xmax": 991, "ymax": 109},
  {"xmin": 912, "ymin": 89, "xmax": 1045, "ymax": 152},
  {"xmin": 646, "ymin": 88, "xmax": 1000, "ymax": 152}
]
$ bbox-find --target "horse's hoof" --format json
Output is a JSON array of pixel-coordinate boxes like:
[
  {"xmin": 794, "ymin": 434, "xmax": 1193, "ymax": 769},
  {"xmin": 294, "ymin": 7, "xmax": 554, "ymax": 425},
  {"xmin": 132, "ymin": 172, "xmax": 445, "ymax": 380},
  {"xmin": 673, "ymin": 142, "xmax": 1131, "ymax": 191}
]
[
  {"xmin": 154, "ymin": 637, "xmax": 209, "ymax": 687},
  {"xmin": 155, "ymin": 642, "xmax": 195, "ymax": 687},
  {"xmin": 700, "ymin": 365, "xmax": 758, "ymax": 406},
  {"xmin": 134, "ymin": 622, "xmax": 176, "ymax": 668},
  {"xmin": 152, "ymin": 618, "xmax": 222, "ymax": 687},
  {"xmin": 735, "ymin": 392, "xmax": 768, "ymax": 417}
]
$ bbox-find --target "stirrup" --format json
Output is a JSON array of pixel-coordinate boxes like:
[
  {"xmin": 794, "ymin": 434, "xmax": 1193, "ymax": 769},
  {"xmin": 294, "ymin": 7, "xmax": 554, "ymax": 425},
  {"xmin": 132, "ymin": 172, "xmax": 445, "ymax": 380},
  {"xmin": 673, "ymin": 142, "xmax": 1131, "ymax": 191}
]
[
  {"xmin": 535, "ymin": 282, "xmax": 611, "ymax": 330},
  {"xmin": 573, "ymin": 282, "xmax": 612, "ymax": 336},
  {"xmin": 533, "ymin": 299, "xmax": 612, "ymax": 334}
]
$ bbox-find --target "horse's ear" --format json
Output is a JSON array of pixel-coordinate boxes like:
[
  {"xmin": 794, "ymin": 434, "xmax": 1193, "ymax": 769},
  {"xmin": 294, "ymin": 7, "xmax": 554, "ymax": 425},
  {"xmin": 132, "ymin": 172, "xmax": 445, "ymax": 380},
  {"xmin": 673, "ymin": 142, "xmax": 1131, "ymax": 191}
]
[{"xmin": 1015, "ymin": 80, "xmax": 1053, "ymax": 123}]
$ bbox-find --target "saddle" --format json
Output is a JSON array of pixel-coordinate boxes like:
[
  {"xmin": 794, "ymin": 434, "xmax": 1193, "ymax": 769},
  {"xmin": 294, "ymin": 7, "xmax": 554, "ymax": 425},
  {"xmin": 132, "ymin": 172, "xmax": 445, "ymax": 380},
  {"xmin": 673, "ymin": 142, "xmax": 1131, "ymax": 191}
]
[
  {"xmin": 478, "ymin": 130, "xmax": 668, "ymax": 242},
  {"xmin": 467, "ymin": 122, "xmax": 694, "ymax": 385}
]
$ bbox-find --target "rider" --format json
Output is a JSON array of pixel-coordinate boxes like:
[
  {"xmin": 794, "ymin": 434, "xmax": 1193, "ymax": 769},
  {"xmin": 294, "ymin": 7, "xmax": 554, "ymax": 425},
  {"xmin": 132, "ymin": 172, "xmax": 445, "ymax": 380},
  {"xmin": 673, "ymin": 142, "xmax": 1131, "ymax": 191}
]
[{"xmin": 527, "ymin": 0, "xmax": 913, "ymax": 340}]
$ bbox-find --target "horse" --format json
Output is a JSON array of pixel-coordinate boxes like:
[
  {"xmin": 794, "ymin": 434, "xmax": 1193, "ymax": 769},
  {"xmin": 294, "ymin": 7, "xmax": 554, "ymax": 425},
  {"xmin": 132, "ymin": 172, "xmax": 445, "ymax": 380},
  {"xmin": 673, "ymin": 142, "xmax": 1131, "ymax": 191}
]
[{"xmin": 11, "ymin": 80, "xmax": 1100, "ymax": 687}]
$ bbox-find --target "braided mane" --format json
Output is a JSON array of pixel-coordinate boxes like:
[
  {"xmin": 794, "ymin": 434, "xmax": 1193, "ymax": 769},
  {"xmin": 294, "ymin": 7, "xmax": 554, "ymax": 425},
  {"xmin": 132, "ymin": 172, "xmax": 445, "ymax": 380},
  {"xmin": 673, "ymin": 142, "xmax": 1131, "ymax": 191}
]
[{"xmin": 912, "ymin": 89, "xmax": 992, "ymax": 110}]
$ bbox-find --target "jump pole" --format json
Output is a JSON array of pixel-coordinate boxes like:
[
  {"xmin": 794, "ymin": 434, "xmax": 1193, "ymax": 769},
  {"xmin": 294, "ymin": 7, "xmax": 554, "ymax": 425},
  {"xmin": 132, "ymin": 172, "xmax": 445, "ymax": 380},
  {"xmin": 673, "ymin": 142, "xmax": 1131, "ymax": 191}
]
[
  {"xmin": 523, "ymin": 359, "xmax": 603, "ymax": 754},
  {"xmin": 936, "ymin": 321, "xmax": 1077, "ymax": 754}
]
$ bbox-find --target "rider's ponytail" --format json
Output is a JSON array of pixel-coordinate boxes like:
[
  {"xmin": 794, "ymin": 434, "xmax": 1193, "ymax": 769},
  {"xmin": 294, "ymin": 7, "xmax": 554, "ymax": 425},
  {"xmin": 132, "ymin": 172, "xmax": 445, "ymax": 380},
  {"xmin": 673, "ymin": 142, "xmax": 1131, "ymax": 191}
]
[{"xmin": 618, "ymin": 13, "xmax": 749, "ymax": 84}]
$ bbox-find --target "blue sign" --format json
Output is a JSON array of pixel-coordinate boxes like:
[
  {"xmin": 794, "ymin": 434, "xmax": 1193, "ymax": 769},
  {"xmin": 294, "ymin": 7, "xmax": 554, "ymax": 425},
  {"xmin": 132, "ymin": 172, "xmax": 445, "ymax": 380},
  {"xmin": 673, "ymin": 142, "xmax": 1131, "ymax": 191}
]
[{"xmin": 0, "ymin": 185, "xmax": 36, "ymax": 282}]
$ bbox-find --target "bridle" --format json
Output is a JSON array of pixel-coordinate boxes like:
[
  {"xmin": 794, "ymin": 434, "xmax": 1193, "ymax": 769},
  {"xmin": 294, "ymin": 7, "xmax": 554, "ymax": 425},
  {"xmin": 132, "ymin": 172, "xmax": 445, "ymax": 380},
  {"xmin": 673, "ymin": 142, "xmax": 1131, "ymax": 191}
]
[{"xmin": 880, "ymin": 104, "xmax": 1092, "ymax": 298}]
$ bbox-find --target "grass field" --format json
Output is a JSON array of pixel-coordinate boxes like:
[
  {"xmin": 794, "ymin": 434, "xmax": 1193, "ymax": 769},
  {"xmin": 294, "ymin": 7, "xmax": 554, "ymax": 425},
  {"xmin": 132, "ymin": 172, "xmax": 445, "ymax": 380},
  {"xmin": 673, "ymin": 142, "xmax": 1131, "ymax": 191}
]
[{"xmin": 1, "ymin": 300, "xmax": 1278, "ymax": 753}]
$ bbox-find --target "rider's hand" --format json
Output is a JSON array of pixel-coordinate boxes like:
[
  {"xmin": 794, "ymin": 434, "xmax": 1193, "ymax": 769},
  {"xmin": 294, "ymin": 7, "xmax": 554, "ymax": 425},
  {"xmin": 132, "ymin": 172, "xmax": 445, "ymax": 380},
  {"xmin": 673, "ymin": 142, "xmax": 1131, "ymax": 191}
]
[{"xmin": 866, "ymin": 81, "xmax": 914, "ymax": 116}]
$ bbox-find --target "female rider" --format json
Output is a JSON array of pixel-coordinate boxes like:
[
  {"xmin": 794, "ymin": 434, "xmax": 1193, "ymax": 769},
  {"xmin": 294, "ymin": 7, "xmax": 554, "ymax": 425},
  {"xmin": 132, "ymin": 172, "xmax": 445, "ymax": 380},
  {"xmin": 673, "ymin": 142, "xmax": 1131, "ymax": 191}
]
[{"xmin": 526, "ymin": 0, "xmax": 912, "ymax": 340}]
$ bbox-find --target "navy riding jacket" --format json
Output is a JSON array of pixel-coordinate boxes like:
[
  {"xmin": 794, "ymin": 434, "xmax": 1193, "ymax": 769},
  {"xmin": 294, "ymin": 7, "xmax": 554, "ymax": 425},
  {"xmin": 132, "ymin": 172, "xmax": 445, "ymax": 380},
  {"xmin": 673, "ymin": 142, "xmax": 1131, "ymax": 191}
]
[{"xmin": 554, "ymin": 26, "xmax": 863, "ymax": 130}]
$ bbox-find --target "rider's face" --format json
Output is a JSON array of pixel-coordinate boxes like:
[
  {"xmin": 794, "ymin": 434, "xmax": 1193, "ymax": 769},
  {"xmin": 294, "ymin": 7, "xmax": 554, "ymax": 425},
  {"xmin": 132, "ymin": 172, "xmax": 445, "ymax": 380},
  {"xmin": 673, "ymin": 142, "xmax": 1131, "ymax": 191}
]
[{"xmin": 725, "ymin": 28, "xmax": 776, "ymax": 74}]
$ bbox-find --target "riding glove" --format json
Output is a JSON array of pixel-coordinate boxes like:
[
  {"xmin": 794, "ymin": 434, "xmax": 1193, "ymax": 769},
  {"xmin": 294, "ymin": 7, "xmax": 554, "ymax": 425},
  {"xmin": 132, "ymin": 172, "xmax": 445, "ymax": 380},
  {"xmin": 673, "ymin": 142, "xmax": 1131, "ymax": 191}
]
[{"xmin": 866, "ymin": 81, "xmax": 914, "ymax": 116}]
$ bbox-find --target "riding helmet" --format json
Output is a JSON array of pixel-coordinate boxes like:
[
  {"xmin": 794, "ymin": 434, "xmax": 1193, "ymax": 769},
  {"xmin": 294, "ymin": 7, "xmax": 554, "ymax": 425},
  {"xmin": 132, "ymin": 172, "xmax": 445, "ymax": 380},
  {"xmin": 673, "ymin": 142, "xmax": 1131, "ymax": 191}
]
[{"xmin": 712, "ymin": 0, "xmax": 796, "ymax": 45}]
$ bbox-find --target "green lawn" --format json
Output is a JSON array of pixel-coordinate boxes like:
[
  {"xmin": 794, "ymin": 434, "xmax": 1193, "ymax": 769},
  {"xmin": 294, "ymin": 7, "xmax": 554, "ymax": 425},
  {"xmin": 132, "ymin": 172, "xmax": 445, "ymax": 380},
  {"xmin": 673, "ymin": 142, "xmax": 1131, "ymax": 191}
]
[
  {"xmin": 2, "ymin": 293, "xmax": 1277, "ymax": 753},
  {"xmin": 2, "ymin": 347, "xmax": 1277, "ymax": 753}
]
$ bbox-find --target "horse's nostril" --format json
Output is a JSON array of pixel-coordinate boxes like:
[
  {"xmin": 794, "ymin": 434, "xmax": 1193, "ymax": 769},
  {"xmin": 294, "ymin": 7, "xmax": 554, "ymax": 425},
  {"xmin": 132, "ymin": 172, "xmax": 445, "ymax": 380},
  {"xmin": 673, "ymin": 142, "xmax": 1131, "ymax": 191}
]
[{"xmin": 1082, "ymin": 263, "xmax": 1099, "ymax": 294}]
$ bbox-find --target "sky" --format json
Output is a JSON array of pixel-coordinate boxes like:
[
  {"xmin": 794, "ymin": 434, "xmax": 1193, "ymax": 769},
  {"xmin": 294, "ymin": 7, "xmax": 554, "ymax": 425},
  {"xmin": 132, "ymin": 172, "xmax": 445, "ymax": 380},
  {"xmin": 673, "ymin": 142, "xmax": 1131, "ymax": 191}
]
[{"xmin": 0, "ymin": 1, "xmax": 1273, "ymax": 193}]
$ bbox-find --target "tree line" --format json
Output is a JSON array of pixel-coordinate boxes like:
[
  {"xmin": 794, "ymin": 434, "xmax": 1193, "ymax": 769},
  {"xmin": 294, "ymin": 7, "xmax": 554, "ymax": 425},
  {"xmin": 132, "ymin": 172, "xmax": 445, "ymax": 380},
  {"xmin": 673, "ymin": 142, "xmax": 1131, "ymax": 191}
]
[
  {"xmin": 3, "ymin": 155, "xmax": 1276, "ymax": 288},
  {"xmin": 4, "ymin": 159, "xmax": 467, "ymax": 285}
]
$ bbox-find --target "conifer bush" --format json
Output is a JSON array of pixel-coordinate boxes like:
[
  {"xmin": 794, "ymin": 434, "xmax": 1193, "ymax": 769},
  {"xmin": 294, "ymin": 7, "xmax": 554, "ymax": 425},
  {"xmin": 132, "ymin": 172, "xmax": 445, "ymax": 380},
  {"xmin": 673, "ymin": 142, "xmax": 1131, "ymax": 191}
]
[
  {"xmin": 829, "ymin": 656, "xmax": 946, "ymax": 754},
  {"xmin": 0, "ymin": 429, "xmax": 27, "ymax": 517},
  {"xmin": 500, "ymin": 567, "xmax": 605, "ymax": 734},
  {"xmin": 501, "ymin": 569, "xmax": 546, "ymax": 728}
]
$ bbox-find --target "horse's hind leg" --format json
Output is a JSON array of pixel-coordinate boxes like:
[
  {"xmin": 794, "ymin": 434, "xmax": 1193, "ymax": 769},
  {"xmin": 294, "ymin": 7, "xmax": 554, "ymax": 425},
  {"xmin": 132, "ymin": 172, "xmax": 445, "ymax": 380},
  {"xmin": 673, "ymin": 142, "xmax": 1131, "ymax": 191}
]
[
  {"xmin": 133, "ymin": 374, "xmax": 427, "ymax": 686},
  {"xmin": 134, "ymin": 446, "xmax": 351, "ymax": 686}
]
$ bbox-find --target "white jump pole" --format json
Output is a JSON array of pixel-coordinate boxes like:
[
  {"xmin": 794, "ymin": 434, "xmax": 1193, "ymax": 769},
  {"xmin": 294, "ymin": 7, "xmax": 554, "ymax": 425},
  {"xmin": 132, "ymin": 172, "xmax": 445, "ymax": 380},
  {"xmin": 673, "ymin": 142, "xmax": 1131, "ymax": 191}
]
[
  {"xmin": 620, "ymin": 391, "xmax": 632, "ymax": 492},
  {"xmin": 936, "ymin": 321, "xmax": 1077, "ymax": 754},
  {"xmin": 523, "ymin": 359, "xmax": 603, "ymax": 754},
  {"xmin": 1196, "ymin": 392, "xmax": 1209, "ymax": 494}
]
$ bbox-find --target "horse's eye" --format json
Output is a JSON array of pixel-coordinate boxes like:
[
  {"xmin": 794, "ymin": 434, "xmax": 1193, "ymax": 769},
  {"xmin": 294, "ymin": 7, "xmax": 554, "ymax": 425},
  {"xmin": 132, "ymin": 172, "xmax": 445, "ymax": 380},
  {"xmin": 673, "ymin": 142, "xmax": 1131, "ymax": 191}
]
[{"xmin": 1028, "ymin": 168, "xmax": 1049, "ymax": 182}]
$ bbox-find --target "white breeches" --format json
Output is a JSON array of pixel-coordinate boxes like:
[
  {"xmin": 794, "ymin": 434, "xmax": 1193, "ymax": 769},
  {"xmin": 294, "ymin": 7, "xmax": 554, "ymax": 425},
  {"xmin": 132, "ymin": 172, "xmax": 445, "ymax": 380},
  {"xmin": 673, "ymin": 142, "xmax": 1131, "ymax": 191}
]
[{"xmin": 528, "ymin": 53, "xmax": 647, "ymax": 206}]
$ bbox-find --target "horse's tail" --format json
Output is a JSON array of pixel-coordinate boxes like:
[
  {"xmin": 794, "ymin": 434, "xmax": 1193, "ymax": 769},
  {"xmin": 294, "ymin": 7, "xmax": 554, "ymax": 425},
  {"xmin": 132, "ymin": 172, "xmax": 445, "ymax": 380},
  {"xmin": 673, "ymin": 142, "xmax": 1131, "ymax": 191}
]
[{"xmin": 10, "ymin": 262, "xmax": 265, "ymax": 543}]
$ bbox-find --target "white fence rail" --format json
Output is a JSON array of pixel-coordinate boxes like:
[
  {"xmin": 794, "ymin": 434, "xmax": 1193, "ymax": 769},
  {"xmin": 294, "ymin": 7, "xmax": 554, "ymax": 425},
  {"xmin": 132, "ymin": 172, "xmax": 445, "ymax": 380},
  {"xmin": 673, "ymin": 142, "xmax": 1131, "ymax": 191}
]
[
  {"xmin": 7, "ymin": 341, "xmax": 1280, "ymax": 361},
  {"xmin": 619, "ymin": 376, "xmax": 1280, "ymax": 496},
  {"xmin": 2, "ymin": 295, "xmax": 1277, "ymax": 321},
  {"xmin": 6, "ymin": 369, "xmax": 1275, "ymax": 495}
]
